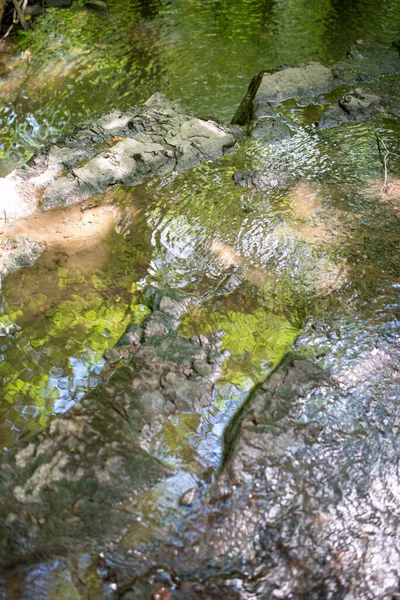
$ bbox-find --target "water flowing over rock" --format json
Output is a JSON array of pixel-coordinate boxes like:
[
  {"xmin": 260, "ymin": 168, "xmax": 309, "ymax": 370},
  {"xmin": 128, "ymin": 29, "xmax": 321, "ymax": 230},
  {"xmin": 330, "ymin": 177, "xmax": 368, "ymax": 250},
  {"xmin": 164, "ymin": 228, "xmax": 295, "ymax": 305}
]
[
  {"xmin": 99, "ymin": 341, "xmax": 400, "ymax": 599},
  {"xmin": 0, "ymin": 93, "xmax": 241, "ymax": 279},
  {"xmin": 233, "ymin": 43, "xmax": 400, "ymax": 141},
  {"xmin": 0, "ymin": 291, "xmax": 227, "ymax": 573},
  {"xmin": 0, "ymin": 40, "xmax": 400, "ymax": 600}
]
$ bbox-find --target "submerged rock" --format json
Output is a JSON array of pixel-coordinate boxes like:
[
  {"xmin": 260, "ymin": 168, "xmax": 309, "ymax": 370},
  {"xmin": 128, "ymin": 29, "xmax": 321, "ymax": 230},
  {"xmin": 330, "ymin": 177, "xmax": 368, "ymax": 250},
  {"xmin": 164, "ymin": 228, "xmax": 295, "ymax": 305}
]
[
  {"xmin": 0, "ymin": 236, "xmax": 44, "ymax": 277},
  {"xmin": 0, "ymin": 94, "xmax": 241, "ymax": 279},
  {"xmin": 199, "ymin": 344, "xmax": 400, "ymax": 599},
  {"xmin": 221, "ymin": 352, "xmax": 327, "ymax": 484},
  {"xmin": 107, "ymin": 342, "xmax": 400, "ymax": 599},
  {"xmin": 336, "ymin": 40, "xmax": 400, "ymax": 82},
  {"xmin": 0, "ymin": 290, "xmax": 227, "ymax": 572},
  {"xmin": 232, "ymin": 168, "xmax": 293, "ymax": 190}
]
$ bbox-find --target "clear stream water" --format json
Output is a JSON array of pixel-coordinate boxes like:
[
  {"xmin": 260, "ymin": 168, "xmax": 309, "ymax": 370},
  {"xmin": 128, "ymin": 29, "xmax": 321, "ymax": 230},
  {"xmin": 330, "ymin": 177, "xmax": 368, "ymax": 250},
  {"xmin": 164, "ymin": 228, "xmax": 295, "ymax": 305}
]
[
  {"xmin": 0, "ymin": 0, "xmax": 399, "ymax": 451},
  {"xmin": 0, "ymin": 3, "xmax": 399, "ymax": 589},
  {"xmin": 1, "ymin": 0, "xmax": 400, "ymax": 173},
  {"xmin": 0, "ymin": 1, "xmax": 400, "ymax": 597}
]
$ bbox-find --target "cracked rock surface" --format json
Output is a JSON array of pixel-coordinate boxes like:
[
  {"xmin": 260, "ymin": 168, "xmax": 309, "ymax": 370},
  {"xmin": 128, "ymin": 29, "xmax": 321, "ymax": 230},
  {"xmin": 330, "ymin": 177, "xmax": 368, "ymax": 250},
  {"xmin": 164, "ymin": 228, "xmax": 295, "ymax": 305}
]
[{"xmin": 6, "ymin": 93, "xmax": 240, "ymax": 214}]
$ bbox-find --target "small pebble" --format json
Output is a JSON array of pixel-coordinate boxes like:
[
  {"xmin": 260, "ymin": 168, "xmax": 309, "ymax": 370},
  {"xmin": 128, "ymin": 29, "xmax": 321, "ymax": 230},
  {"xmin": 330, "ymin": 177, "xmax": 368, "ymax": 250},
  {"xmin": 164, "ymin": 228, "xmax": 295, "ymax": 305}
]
[
  {"xmin": 180, "ymin": 488, "xmax": 196, "ymax": 507},
  {"xmin": 153, "ymin": 587, "xmax": 171, "ymax": 600}
]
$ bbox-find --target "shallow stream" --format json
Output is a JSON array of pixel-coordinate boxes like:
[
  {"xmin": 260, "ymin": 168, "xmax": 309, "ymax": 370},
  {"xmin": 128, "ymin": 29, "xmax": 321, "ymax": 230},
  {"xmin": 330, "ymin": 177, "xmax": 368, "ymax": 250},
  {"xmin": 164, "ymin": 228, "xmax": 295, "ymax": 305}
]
[{"xmin": 0, "ymin": 1, "xmax": 400, "ymax": 597}]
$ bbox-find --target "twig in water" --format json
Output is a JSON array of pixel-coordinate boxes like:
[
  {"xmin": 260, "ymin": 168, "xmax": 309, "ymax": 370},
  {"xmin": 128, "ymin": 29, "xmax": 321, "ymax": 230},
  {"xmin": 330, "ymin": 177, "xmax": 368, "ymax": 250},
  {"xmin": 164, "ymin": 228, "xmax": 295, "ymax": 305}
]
[
  {"xmin": 376, "ymin": 134, "xmax": 390, "ymax": 193},
  {"xmin": 0, "ymin": 22, "xmax": 15, "ymax": 41}
]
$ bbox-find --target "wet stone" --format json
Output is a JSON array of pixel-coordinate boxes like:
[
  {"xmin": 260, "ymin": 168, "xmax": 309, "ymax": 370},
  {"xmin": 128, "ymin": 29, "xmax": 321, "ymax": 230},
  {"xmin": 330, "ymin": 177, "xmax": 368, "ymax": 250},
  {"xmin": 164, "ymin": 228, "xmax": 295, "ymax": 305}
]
[
  {"xmin": 0, "ymin": 289, "xmax": 226, "ymax": 572},
  {"xmin": 232, "ymin": 168, "xmax": 293, "ymax": 190},
  {"xmin": 222, "ymin": 352, "xmax": 329, "ymax": 484},
  {"xmin": 318, "ymin": 88, "xmax": 383, "ymax": 128},
  {"xmin": 106, "ymin": 340, "xmax": 398, "ymax": 599},
  {"xmin": 233, "ymin": 62, "xmax": 336, "ymax": 138},
  {"xmin": 6, "ymin": 94, "xmax": 240, "ymax": 215},
  {"xmin": 179, "ymin": 488, "xmax": 196, "ymax": 507},
  {"xmin": 0, "ymin": 237, "xmax": 44, "ymax": 277}
]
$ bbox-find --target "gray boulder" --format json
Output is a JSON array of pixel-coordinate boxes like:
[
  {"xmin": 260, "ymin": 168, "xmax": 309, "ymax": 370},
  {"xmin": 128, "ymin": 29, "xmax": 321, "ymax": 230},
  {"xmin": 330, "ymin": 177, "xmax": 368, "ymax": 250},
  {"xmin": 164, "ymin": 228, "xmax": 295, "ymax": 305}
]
[
  {"xmin": 254, "ymin": 62, "xmax": 336, "ymax": 103},
  {"xmin": 6, "ymin": 93, "xmax": 241, "ymax": 214}
]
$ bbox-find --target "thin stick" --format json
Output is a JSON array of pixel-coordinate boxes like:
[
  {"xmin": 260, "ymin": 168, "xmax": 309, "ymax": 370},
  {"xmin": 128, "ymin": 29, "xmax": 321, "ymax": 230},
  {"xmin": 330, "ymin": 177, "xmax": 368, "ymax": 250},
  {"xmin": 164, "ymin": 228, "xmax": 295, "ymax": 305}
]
[
  {"xmin": 0, "ymin": 22, "xmax": 14, "ymax": 40},
  {"xmin": 376, "ymin": 134, "xmax": 390, "ymax": 192},
  {"xmin": 10, "ymin": 0, "xmax": 28, "ymax": 31}
]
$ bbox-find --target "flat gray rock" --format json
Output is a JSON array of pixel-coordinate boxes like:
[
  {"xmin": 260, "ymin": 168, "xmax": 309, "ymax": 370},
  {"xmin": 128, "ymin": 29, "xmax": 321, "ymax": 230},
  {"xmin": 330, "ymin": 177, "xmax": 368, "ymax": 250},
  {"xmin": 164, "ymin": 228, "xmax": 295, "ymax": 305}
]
[
  {"xmin": 256, "ymin": 62, "xmax": 336, "ymax": 104},
  {"xmin": 6, "ymin": 93, "xmax": 240, "ymax": 214}
]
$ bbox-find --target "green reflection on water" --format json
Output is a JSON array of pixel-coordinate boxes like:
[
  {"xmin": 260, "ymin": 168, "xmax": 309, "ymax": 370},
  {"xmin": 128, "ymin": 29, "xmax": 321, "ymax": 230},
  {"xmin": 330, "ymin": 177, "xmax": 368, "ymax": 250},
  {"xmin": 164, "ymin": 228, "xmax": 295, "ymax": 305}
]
[
  {"xmin": 0, "ymin": 272, "xmax": 127, "ymax": 444},
  {"xmin": 0, "ymin": 196, "xmax": 154, "ymax": 448},
  {"xmin": 2, "ymin": 0, "xmax": 400, "ymax": 173},
  {"xmin": 180, "ymin": 297, "xmax": 300, "ymax": 388}
]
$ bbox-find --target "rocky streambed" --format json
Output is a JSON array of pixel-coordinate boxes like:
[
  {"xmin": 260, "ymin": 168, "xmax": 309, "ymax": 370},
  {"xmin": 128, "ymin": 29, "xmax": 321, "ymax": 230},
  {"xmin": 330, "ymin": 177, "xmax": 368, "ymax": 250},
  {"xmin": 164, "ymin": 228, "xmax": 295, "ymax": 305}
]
[{"xmin": 0, "ymin": 42, "xmax": 399, "ymax": 599}]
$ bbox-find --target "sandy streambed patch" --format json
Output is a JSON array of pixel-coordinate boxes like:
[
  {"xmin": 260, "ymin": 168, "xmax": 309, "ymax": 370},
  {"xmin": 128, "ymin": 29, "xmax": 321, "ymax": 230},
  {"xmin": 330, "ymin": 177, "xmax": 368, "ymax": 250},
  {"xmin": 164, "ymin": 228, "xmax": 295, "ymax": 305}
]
[{"xmin": 0, "ymin": 200, "xmax": 125, "ymax": 278}]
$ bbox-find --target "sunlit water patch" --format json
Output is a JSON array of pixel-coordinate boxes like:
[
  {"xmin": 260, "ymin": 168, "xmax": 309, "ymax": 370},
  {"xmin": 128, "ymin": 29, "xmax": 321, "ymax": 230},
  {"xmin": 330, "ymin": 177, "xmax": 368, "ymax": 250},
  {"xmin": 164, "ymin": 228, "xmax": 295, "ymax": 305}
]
[
  {"xmin": 2, "ymin": 0, "xmax": 400, "ymax": 173},
  {"xmin": 179, "ymin": 289, "xmax": 301, "ymax": 389},
  {"xmin": 0, "ymin": 191, "xmax": 154, "ymax": 448}
]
